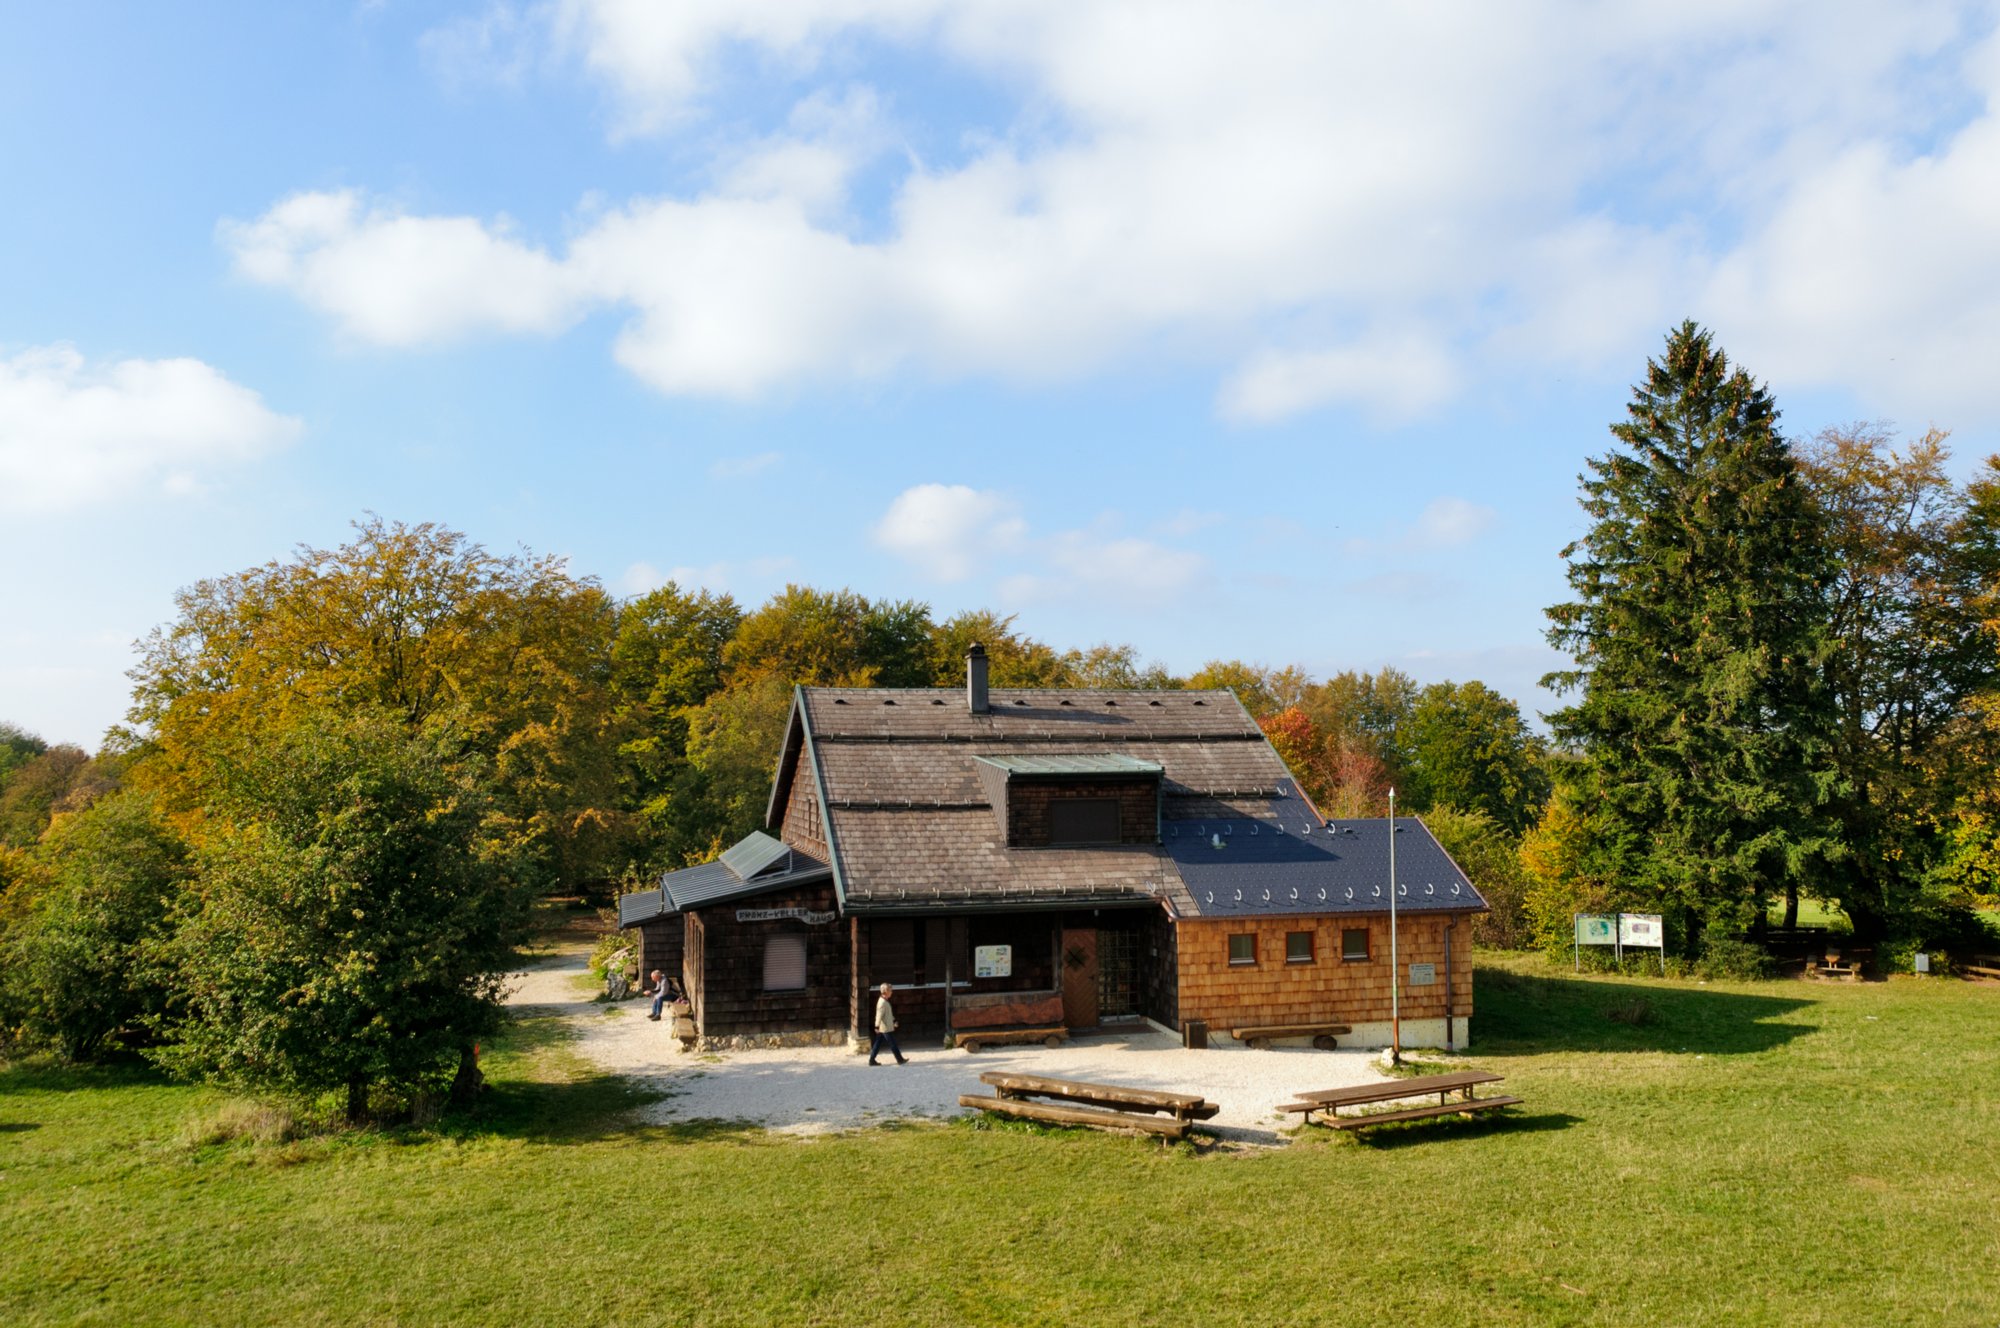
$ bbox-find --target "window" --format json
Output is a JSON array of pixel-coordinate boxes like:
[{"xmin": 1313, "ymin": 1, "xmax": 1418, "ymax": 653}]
[
  {"xmin": 1049, "ymin": 797, "xmax": 1120, "ymax": 845},
  {"xmin": 1286, "ymin": 931, "xmax": 1315, "ymax": 964},
  {"xmin": 762, "ymin": 932, "xmax": 807, "ymax": 991},
  {"xmin": 1228, "ymin": 933, "xmax": 1257, "ymax": 966},
  {"xmin": 1341, "ymin": 928, "xmax": 1370, "ymax": 962}
]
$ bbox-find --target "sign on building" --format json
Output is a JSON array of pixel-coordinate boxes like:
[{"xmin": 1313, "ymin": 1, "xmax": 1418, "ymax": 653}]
[
  {"xmin": 1407, "ymin": 962, "xmax": 1436, "ymax": 986},
  {"xmin": 974, "ymin": 945, "xmax": 1012, "ymax": 978}
]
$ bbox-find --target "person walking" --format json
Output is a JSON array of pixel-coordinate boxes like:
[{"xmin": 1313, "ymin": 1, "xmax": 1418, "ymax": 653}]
[{"xmin": 869, "ymin": 981, "xmax": 908, "ymax": 1065}]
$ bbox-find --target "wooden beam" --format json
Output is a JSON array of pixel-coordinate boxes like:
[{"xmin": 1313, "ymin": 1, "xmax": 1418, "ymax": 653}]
[{"xmin": 958, "ymin": 1094, "xmax": 1192, "ymax": 1139}]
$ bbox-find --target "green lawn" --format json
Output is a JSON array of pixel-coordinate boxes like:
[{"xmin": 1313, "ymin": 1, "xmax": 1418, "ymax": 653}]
[{"xmin": 4, "ymin": 960, "xmax": 1997, "ymax": 1327}]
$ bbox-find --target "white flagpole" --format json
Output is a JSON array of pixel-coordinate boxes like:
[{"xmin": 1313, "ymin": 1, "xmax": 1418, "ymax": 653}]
[{"xmin": 1388, "ymin": 786, "xmax": 1401, "ymax": 1067}]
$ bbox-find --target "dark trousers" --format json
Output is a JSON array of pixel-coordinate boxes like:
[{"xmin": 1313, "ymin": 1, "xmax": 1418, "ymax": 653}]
[
  {"xmin": 651, "ymin": 988, "xmax": 670, "ymax": 1018},
  {"xmin": 869, "ymin": 1030, "xmax": 904, "ymax": 1062}
]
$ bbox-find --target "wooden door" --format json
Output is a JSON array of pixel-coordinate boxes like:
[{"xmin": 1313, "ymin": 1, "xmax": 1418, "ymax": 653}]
[{"xmin": 1061, "ymin": 928, "xmax": 1100, "ymax": 1028}]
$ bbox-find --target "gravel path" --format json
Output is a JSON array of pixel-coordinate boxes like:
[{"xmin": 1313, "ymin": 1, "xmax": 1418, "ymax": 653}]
[{"xmin": 507, "ymin": 943, "xmax": 1398, "ymax": 1145}]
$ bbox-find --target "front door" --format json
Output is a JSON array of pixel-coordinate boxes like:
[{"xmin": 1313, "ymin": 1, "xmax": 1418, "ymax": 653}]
[{"xmin": 1060, "ymin": 928, "xmax": 1099, "ymax": 1028}]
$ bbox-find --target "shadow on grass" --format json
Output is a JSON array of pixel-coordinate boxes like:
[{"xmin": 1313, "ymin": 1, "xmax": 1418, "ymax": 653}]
[
  {"xmin": 0, "ymin": 1121, "xmax": 42, "ymax": 1132},
  {"xmin": 1347, "ymin": 1110, "xmax": 1583, "ymax": 1149},
  {"xmin": 1474, "ymin": 967, "xmax": 1815, "ymax": 1057}
]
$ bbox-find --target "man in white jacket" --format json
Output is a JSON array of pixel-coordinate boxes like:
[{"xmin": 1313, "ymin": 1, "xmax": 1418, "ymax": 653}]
[{"xmin": 869, "ymin": 981, "xmax": 909, "ymax": 1065}]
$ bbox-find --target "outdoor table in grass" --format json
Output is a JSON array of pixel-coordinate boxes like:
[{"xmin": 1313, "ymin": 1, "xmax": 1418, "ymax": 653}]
[{"xmin": 1277, "ymin": 1069, "xmax": 1522, "ymax": 1131}]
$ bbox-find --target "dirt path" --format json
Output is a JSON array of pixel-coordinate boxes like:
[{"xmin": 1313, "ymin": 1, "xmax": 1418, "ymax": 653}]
[{"xmin": 505, "ymin": 942, "xmax": 1399, "ymax": 1145}]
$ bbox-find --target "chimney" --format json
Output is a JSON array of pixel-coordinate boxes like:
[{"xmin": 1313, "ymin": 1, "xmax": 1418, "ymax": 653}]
[{"xmin": 967, "ymin": 643, "xmax": 989, "ymax": 714}]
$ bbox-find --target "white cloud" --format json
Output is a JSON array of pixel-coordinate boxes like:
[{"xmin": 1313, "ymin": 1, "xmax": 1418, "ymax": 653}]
[
  {"xmin": 708, "ymin": 451, "xmax": 782, "ymax": 480},
  {"xmin": 619, "ymin": 555, "xmax": 794, "ymax": 597},
  {"xmin": 1412, "ymin": 497, "xmax": 1498, "ymax": 548},
  {"xmin": 220, "ymin": 190, "xmax": 585, "ymax": 346},
  {"xmin": 875, "ymin": 483, "xmax": 1206, "ymax": 602},
  {"xmin": 872, "ymin": 483, "xmax": 1025, "ymax": 581},
  {"xmin": 0, "ymin": 344, "xmax": 301, "ymax": 513},
  {"xmin": 294, "ymin": 3, "xmax": 2000, "ymax": 425}
]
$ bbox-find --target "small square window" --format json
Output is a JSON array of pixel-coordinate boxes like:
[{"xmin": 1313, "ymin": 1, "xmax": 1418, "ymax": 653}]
[
  {"xmin": 763, "ymin": 932, "xmax": 808, "ymax": 991},
  {"xmin": 1227, "ymin": 933, "xmax": 1256, "ymax": 966},
  {"xmin": 1341, "ymin": 928, "xmax": 1370, "ymax": 962},
  {"xmin": 1285, "ymin": 931, "xmax": 1314, "ymax": 964}
]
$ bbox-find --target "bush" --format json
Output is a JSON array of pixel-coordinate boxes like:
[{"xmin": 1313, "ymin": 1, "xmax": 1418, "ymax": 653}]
[{"xmin": 1693, "ymin": 935, "xmax": 1774, "ymax": 981}]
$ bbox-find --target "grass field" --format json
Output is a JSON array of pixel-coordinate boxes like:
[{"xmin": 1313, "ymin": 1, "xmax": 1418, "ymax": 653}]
[{"xmin": 4, "ymin": 958, "xmax": 1997, "ymax": 1327}]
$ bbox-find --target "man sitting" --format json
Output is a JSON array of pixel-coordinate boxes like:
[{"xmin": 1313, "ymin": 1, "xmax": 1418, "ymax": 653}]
[{"xmin": 645, "ymin": 970, "xmax": 682, "ymax": 1021}]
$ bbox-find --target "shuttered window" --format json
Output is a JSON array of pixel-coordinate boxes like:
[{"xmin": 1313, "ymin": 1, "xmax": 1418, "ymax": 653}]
[{"xmin": 763, "ymin": 932, "xmax": 808, "ymax": 991}]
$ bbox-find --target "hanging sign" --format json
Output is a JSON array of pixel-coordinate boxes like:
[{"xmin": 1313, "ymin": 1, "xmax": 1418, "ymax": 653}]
[
  {"xmin": 1575, "ymin": 914, "xmax": 1618, "ymax": 946},
  {"xmin": 974, "ymin": 945, "xmax": 1013, "ymax": 978},
  {"xmin": 735, "ymin": 907, "xmax": 838, "ymax": 924},
  {"xmin": 1618, "ymin": 914, "xmax": 1664, "ymax": 948}
]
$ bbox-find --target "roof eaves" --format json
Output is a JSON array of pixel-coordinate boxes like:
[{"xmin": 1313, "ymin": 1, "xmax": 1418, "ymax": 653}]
[{"xmin": 798, "ymin": 690, "xmax": 850, "ymax": 910}]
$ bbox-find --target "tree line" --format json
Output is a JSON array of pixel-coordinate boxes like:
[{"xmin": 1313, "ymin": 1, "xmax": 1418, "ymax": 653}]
[{"xmin": 0, "ymin": 518, "xmax": 1542, "ymax": 1116}]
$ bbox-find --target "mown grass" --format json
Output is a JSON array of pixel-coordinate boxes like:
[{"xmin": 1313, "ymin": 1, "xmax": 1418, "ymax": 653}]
[{"xmin": 3, "ymin": 959, "xmax": 1997, "ymax": 1326}]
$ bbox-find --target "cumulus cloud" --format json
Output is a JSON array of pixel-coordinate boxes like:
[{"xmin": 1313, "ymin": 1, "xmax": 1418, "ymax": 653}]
[
  {"xmin": 220, "ymin": 190, "xmax": 585, "ymax": 346},
  {"xmin": 0, "ymin": 344, "xmax": 301, "ymax": 512},
  {"xmin": 294, "ymin": 2, "xmax": 2000, "ymax": 424},
  {"xmin": 872, "ymin": 483, "xmax": 1026, "ymax": 582},
  {"xmin": 875, "ymin": 483, "xmax": 1205, "ymax": 603}
]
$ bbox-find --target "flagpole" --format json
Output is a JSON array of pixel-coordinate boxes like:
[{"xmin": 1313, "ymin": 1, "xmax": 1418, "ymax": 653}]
[{"xmin": 1388, "ymin": 786, "xmax": 1401, "ymax": 1067}]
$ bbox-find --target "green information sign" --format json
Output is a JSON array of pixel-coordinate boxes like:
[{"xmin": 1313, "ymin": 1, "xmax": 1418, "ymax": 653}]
[{"xmin": 1575, "ymin": 914, "xmax": 1617, "ymax": 945}]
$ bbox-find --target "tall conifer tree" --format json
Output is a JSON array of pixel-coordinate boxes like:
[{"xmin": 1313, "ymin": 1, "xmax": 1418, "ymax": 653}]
[{"xmin": 1545, "ymin": 321, "xmax": 1840, "ymax": 950}]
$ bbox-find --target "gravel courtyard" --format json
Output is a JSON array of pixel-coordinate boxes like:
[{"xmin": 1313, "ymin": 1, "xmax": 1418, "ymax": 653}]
[{"xmin": 509, "ymin": 943, "xmax": 1401, "ymax": 1145}]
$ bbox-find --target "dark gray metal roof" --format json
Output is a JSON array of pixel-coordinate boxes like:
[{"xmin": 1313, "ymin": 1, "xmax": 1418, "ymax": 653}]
[
  {"xmin": 973, "ymin": 753, "xmax": 1164, "ymax": 778},
  {"xmin": 616, "ymin": 832, "xmax": 831, "ymax": 927},
  {"xmin": 1166, "ymin": 797, "xmax": 1486, "ymax": 917}
]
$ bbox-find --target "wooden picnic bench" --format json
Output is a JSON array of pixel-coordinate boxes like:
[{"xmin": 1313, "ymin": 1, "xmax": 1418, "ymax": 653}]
[
  {"xmin": 1278, "ymin": 1069, "xmax": 1521, "ymax": 1132},
  {"xmin": 979, "ymin": 1071, "xmax": 1221, "ymax": 1122},
  {"xmin": 955, "ymin": 1026, "xmax": 1068, "ymax": 1053},
  {"xmin": 960, "ymin": 1071, "xmax": 1220, "ymax": 1140},
  {"xmin": 1230, "ymin": 1023, "xmax": 1351, "ymax": 1050},
  {"xmin": 1964, "ymin": 952, "xmax": 2000, "ymax": 980}
]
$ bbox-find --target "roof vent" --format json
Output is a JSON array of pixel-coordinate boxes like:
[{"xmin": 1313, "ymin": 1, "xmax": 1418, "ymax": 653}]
[
  {"xmin": 930, "ymin": 699, "xmax": 945, "ymax": 706},
  {"xmin": 1058, "ymin": 699, "xmax": 1073, "ymax": 707},
  {"xmin": 1191, "ymin": 699, "xmax": 1206, "ymax": 706},
  {"xmin": 1012, "ymin": 699, "xmax": 1028, "ymax": 706},
  {"xmin": 1148, "ymin": 699, "xmax": 1162, "ymax": 707},
  {"xmin": 833, "ymin": 698, "xmax": 848, "ymax": 705},
  {"xmin": 882, "ymin": 698, "xmax": 896, "ymax": 705}
]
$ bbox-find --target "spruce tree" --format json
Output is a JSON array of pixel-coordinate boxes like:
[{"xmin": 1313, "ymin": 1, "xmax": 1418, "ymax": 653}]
[{"xmin": 1545, "ymin": 321, "xmax": 1841, "ymax": 953}]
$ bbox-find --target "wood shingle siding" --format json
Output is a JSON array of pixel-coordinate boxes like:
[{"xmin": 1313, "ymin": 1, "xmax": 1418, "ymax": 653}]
[
  {"xmin": 1175, "ymin": 913, "xmax": 1474, "ymax": 1032},
  {"xmin": 690, "ymin": 881, "xmax": 850, "ymax": 1039}
]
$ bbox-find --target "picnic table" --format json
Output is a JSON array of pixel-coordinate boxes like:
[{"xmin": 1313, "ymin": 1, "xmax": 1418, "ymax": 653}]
[
  {"xmin": 960, "ymin": 1071, "xmax": 1220, "ymax": 1139},
  {"xmin": 1277, "ymin": 1069, "xmax": 1520, "ymax": 1132}
]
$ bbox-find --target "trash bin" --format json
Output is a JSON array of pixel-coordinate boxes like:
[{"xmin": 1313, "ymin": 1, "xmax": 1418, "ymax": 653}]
[{"xmin": 1183, "ymin": 1019, "xmax": 1208, "ymax": 1050}]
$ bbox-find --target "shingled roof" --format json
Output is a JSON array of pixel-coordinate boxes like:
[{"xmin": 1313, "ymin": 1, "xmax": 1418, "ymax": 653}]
[{"xmin": 768, "ymin": 685, "xmax": 1487, "ymax": 920}]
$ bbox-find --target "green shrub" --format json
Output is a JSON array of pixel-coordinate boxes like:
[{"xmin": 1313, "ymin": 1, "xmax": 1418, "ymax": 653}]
[{"xmin": 1693, "ymin": 935, "xmax": 1774, "ymax": 981}]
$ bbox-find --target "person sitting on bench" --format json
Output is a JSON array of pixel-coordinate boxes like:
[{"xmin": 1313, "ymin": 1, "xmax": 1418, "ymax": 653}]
[{"xmin": 646, "ymin": 970, "xmax": 682, "ymax": 1021}]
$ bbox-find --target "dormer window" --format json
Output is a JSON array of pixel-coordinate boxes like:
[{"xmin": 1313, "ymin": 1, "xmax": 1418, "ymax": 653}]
[{"xmin": 1049, "ymin": 798, "xmax": 1120, "ymax": 845}]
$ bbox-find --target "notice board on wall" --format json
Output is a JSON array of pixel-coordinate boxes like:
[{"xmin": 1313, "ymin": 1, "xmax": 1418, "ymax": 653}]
[{"xmin": 974, "ymin": 944, "xmax": 1013, "ymax": 978}]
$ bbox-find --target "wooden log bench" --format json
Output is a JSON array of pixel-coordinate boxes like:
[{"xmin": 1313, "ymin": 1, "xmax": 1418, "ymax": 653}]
[
  {"xmin": 979, "ymin": 1071, "xmax": 1220, "ymax": 1122},
  {"xmin": 955, "ymin": 1026, "xmax": 1068, "ymax": 1053},
  {"xmin": 958, "ymin": 1094, "xmax": 1192, "ymax": 1139},
  {"xmin": 1230, "ymin": 1023, "xmax": 1352, "ymax": 1050},
  {"xmin": 1963, "ymin": 953, "xmax": 2000, "ymax": 979},
  {"xmin": 1278, "ymin": 1069, "xmax": 1520, "ymax": 1132}
]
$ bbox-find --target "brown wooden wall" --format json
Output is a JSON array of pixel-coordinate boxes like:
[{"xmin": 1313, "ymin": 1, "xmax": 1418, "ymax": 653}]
[
  {"xmin": 775, "ymin": 746, "xmax": 829, "ymax": 860},
  {"xmin": 1138, "ymin": 905, "xmax": 1180, "ymax": 1027},
  {"xmin": 635, "ymin": 916, "xmax": 685, "ymax": 995},
  {"xmin": 1175, "ymin": 912, "xmax": 1475, "ymax": 1030},
  {"xmin": 690, "ymin": 881, "xmax": 851, "ymax": 1037},
  {"xmin": 1006, "ymin": 778, "xmax": 1158, "ymax": 847}
]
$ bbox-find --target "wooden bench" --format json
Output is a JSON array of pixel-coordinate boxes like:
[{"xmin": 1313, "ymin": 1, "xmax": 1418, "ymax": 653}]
[
  {"xmin": 1279, "ymin": 1069, "xmax": 1519, "ymax": 1132},
  {"xmin": 955, "ymin": 1026, "xmax": 1068, "ymax": 1053},
  {"xmin": 1964, "ymin": 953, "xmax": 2000, "ymax": 979},
  {"xmin": 979, "ymin": 1071, "xmax": 1220, "ymax": 1122},
  {"xmin": 957, "ymin": 1094, "xmax": 1192, "ymax": 1139},
  {"xmin": 1230, "ymin": 1023, "xmax": 1352, "ymax": 1050}
]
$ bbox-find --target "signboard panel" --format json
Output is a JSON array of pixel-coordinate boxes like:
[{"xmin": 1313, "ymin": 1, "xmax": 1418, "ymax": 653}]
[
  {"xmin": 1618, "ymin": 913, "xmax": 1664, "ymax": 948},
  {"xmin": 1407, "ymin": 962, "xmax": 1436, "ymax": 986},
  {"xmin": 974, "ymin": 944, "xmax": 1013, "ymax": 978},
  {"xmin": 734, "ymin": 907, "xmax": 838, "ymax": 924},
  {"xmin": 1575, "ymin": 914, "xmax": 1617, "ymax": 946}
]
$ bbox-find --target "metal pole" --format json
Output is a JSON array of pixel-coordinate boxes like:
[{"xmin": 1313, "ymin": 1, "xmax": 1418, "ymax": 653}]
[
  {"xmin": 1388, "ymin": 787, "xmax": 1401, "ymax": 1067},
  {"xmin": 1443, "ymin": 919, "xmax": 1454, "ymax": 1053}
]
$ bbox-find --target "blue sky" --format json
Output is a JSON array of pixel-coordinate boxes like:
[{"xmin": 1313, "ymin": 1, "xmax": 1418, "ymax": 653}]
[{"xmin": 6, "ymin": 1, "xmax": 2000, "ymax": 748}]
